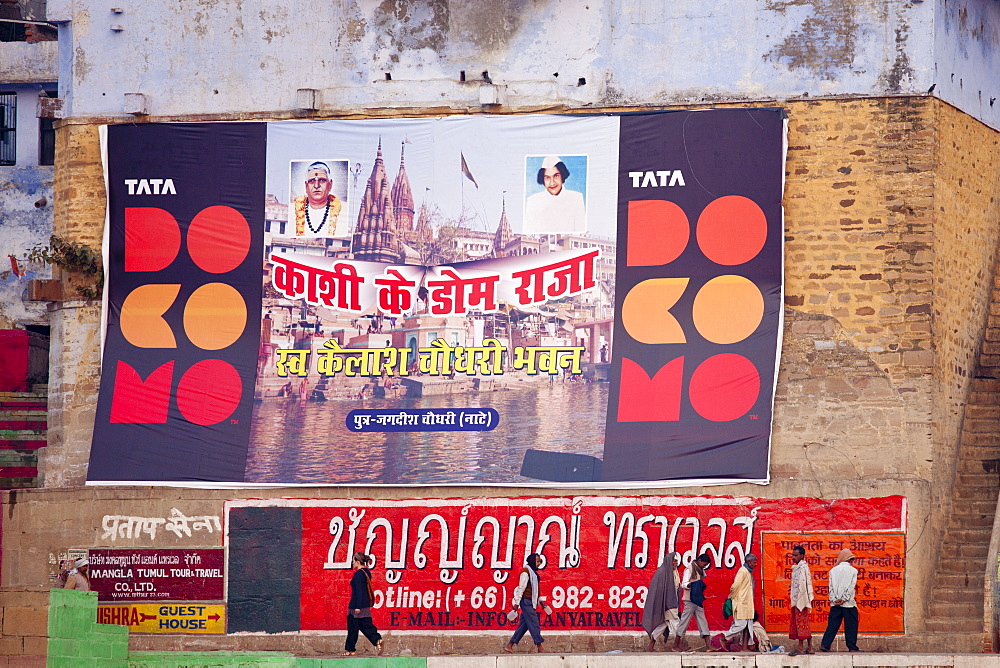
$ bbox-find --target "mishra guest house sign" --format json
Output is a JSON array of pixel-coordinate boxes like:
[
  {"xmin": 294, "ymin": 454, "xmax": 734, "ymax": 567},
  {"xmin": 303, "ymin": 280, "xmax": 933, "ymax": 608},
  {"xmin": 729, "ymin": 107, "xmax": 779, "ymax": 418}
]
[{"xmin": 89, "ymin": 110, "xmax": 786, "ymax": 486}]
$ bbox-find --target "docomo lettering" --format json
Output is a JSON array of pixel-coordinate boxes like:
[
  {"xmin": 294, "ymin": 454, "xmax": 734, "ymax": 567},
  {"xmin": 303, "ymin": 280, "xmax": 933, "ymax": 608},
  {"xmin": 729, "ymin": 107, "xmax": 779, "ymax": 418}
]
[
  {"xmin": 617, "ymin": 196, "xmax": 771, "ymax": 423},
  {"xmin": 109, "ymin": 205, "xmax": 252, "ymax": 425}
]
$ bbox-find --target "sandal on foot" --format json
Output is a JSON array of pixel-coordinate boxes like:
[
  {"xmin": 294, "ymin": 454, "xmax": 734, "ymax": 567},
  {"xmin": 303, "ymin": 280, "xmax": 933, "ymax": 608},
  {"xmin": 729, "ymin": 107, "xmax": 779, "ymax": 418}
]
[{"xmin": 376, "ymin": 639, "xmax": 384, "ymax": 656}]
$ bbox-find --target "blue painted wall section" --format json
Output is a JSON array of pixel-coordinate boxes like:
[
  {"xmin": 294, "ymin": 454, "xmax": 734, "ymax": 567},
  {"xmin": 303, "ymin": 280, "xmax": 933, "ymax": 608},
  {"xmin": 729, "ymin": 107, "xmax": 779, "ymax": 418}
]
[{"xmin": 0, "ymin": 162, "xmax": 53, "ymax": 327}]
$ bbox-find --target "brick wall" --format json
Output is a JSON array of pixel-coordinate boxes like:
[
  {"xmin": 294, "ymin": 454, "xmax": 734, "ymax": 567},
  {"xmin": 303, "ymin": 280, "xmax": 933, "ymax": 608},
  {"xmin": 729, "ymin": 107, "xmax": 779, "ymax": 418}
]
[{"xmin": 930, "ymin": 102, "xmax": 1000, "ymax": 507}]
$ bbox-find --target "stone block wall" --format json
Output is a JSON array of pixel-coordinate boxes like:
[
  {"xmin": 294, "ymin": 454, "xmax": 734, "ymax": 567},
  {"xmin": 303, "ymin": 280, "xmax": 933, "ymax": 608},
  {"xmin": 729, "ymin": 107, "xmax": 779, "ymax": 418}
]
[
  {"xmin": 0, "ymin": 588, "xmax": 49, "ymax": 665},
  {"xmin": 15, "ymin": 96, "xmax": 999, "ymax": 651},
  {"xmin": 931, "ymin": 102, "xmax": 1000, "ymax": 506}
]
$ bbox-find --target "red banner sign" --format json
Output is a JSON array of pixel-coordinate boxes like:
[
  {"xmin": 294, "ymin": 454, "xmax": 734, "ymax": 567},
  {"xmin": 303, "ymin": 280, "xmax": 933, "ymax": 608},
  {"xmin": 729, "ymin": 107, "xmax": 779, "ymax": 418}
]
[
  {"xmin": 88, "ymin": 549, "xmax": 224, "ymax": 602},
  {"xmin": 228, "ymin": 494, "xmax": 906, "ymax": 634}
]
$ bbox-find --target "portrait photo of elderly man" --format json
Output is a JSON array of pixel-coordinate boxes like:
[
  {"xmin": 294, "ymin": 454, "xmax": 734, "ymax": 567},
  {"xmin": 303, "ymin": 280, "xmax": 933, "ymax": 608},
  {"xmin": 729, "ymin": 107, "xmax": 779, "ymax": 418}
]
[
  {"xmin": 523, "ymin": 154, "xmax": 588, "ymax": 235},
  {"xmin": 289, "ymin": 159, "xmax": 348, "ymax": 237}
]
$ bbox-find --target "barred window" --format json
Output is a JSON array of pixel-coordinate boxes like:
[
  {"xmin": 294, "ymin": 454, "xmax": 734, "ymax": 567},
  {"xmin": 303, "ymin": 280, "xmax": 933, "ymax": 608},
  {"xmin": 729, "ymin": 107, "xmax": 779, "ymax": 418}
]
[{"xmin": 1, "ymin": 92, "xmax": 15, "ymax": 166}]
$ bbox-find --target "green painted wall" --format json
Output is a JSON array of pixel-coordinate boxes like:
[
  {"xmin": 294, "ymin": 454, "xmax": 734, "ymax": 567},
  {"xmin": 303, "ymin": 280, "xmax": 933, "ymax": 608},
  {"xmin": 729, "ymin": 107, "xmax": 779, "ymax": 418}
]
[
  {"xmin": 45, "ymin": 588, "xmax": 427, "ymax": 667},
  {"xmin": 47, "ymin": 588, "xmax": 128, "ymax": 667}
]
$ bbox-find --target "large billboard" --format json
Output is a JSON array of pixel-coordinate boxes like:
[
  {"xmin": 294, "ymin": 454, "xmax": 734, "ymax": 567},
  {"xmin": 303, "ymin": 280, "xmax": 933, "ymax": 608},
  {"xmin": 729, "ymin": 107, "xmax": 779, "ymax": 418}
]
[{"xmin": 89, "ymin": 110, "xmax": 786, "ymax": 486}]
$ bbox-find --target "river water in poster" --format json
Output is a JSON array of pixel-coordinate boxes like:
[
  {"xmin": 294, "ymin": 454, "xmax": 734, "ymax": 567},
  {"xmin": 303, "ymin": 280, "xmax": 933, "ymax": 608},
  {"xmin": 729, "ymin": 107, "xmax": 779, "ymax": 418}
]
[{"xmin": 246, "ymin": 380, "xmax": 608, "ymax": 484}]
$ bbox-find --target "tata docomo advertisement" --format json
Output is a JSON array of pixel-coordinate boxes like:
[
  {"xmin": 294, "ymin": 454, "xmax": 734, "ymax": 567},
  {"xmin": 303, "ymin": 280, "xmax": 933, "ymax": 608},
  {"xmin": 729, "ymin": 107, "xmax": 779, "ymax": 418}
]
[{"xmin": 90, "ymin": 109, "xmax": 786, "ymax": 487}]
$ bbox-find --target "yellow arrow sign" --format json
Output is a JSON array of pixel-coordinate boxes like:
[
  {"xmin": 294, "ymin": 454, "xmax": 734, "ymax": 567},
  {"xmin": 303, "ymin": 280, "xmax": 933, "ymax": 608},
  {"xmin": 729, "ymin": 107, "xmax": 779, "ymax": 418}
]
[{"xmin": 97, "ymin": 603, "xmax": 225, "ymax": 634}]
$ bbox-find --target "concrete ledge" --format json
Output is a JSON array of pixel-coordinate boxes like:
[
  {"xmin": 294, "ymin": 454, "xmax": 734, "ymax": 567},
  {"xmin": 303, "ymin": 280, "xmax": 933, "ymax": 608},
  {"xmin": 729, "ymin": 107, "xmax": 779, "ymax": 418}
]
[{"xmin": 419, "ymin": 654, "xmax": 1000, "ymax": 668}]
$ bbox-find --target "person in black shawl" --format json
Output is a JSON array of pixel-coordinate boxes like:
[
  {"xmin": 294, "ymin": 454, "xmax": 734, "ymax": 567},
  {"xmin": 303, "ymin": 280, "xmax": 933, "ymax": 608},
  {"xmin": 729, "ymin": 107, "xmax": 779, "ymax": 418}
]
[
  {"xmin": 344, "ymin": 552, "xmax": 383, "ymax": 656},
  {"xmin": 642, "ymin": 552, "xmax": 682, "ymax": 651}
]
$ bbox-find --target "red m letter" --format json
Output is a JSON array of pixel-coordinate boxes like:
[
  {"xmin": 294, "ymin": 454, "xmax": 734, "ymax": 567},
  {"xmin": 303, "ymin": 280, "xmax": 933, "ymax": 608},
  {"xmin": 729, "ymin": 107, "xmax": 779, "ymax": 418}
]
[{"xmin": 109, "ymin": 360, "xmax": 173, "ymax": 423}]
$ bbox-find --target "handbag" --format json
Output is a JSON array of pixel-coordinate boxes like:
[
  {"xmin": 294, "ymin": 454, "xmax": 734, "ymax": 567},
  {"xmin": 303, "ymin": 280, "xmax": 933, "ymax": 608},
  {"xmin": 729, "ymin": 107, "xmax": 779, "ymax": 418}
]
[{"xmin": 722, "ymin": 597, "xmax": 733, "ymax": 619}]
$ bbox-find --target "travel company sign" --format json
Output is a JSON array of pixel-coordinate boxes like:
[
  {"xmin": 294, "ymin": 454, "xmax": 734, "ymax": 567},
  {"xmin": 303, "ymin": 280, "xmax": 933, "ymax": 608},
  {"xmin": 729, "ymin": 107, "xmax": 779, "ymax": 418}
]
[
  {"xmin": 87, "ymin": 549, "xmax": 224, "ymax": 601},
  {"xmin": 226, "ymin": 495, "xmax": 906, "ymax": 635}
]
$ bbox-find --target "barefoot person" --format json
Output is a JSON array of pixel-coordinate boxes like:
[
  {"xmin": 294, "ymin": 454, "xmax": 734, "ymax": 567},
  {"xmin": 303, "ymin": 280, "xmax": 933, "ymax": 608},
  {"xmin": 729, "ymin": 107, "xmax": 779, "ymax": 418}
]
[
  {"xmin": 344, "ymin": 552, "xmax": 383, "ymax": 656},
  {"xmin": 642, "ymin": 552, "xmax": 682, "ymax": 651},
  {"xmin": 504, "ymin": 553, "xmax": 552, "ymax": 653},
  {"xmin": 676, "ymin": 553, "xmax": 712, "ymax": 650},
  {"xmin": 711, "ymin": 553, "xmax": 758, "ymax": 651},
  {"xmin": 787, "ymin": 545, "xmax": 815, "ymax": 656}
]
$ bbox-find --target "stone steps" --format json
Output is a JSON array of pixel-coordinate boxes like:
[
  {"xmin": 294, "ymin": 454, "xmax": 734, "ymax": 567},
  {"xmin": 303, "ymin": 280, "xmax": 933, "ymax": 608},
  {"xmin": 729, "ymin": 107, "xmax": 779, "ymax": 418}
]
[
  {"xmin": 924, "ymin": 616, "xmax": 983, "ymax": 633},
  {"xmin": 925, "ymin": 596, "xmax": 985, "ymax": 619},
  {"xmin": 941, "ymin": 527, "xmax": 993, "ymax": 544},
  {"xmin": 945, "ymin": 512, "xmax": 993, "ymax": 530},
  {"xmin": 935, "ymin": 572, "xmax": 985, "ymax": 590},
  {"xmin": 0, "ymin": 390, "xmax": 47, "ymax": 488},
  {"xmin": 926, "ymin": 344, "xmax": 1000, "ymax": 644},
  {"xmin": 938, "ymin": 541, "xmax": 990, "ymax": 560},
  {"xmin": 952, "ymin": 484, "xmax": 1000, "ymax": 500}
]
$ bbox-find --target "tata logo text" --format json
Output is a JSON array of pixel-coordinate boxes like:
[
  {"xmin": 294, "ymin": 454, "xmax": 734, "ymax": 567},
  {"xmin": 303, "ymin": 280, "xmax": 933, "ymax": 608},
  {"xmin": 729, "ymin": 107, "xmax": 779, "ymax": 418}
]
[
  {"xmin": 109, "ymin": 206, "xmax": 250, "ymax": 425},
  {"xmin": 124, "ymin": 179, "xmax": 177, "ymax": 195},
  {"xmin": 618, "ymin": 196, "xmax": 767, "ymax": 422}
]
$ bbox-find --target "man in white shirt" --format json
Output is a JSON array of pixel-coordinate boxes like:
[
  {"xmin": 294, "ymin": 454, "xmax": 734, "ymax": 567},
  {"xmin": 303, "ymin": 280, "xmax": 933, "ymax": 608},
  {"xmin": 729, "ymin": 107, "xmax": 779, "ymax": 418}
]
[
  {"xmin": 676, "ymin": 553, "xmax": 712, "ymax": 650},
  {"xmin": 787, "ymin": 545, "xmax": 815, "ymax": 656},
  {"xmin": 523, "ymin": 156, "xmax": 587, "ymax": 234},
  {"xmin": 820, "ymin": 548, "xmax": 860, "ymax": 652}
]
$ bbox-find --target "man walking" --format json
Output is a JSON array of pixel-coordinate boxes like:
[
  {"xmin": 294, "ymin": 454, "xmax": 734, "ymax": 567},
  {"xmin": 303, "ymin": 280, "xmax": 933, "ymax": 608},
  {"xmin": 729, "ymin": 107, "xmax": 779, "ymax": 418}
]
[
  {"xmin": 787, "ymin": 545, "xmax": 814, "ymax": 656},
  {"xmin": 711, "ymin": 553, "xmax": 757, "ymax": 651},
  {"xmin": 820, "ymin": 548, "xmax": 860, "ymax": 652},
  {"xmin": 504, "ymin": 553, "xmax": 553, "ymax": 653},
  {"xmin": 676, "ymin": 553, "xmax": 712, "ymax": 650},
  {"xmin": 642, "ymin": 552, "xmax": 682, "ymax": 651}
]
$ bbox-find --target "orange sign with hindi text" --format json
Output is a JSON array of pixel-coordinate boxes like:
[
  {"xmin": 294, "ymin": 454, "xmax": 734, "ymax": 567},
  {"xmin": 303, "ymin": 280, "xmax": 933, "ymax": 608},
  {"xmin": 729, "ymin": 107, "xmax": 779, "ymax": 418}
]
[{"xmin": 761, "ymin": 532, "xmax": 905, "ymax": 635}]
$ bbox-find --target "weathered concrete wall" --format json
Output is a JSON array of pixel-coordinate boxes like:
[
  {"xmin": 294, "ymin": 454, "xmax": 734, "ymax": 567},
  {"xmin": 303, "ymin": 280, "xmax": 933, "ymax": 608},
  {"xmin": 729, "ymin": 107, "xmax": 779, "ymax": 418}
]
[
  {"xmin": 0, "ymin": 40, "xmax": 56, "ymax": 83},
  {"xmin": 934, "ymin": 0, "xmax": 1000, "ymax": 133},
  {"xmin": 0, "ymin": 39, "xmax": 58, "ymax": 329},
  {"xmin": 0, "ymin": 163, "xmax": 53, "ymax": 328},
  {"xmin": 44, "ymin": 0, "xmax": 936, "ymax": 119}
]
